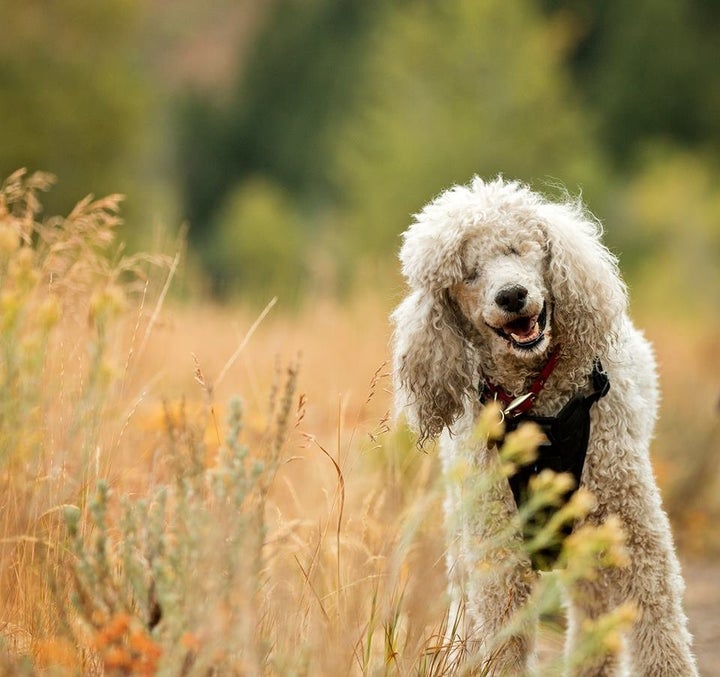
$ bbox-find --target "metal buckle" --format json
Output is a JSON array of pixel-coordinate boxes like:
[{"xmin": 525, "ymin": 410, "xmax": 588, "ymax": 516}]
[
  {"xmin": 492, "ymin": 393, "xmax": 506, "ymax": 425},
  {"xmin": 503, "ymin": 392, "xmax": 535, "ymax": 418}
]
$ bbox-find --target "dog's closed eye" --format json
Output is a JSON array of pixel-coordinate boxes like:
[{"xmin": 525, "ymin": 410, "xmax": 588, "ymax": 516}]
[{"xmin": 463, "ymin": 268, "xmax": 480, "ymax": 283}]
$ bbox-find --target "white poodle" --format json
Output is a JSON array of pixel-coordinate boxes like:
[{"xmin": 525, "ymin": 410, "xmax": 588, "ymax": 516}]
[{"xmin": 392, "ymin": 177, "xmax": 697, "ymax": 675}]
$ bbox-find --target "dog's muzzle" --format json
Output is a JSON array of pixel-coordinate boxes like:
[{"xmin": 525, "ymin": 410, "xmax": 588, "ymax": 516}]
[{"xmin": 488, "ymin": 302, "xmax": 548, "ymax": 350}]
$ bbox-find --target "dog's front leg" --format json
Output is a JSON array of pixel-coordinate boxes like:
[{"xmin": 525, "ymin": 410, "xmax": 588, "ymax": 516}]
[
  {"xmin": 564, "ymin": 568, "xmax": 625, "ymax": 677},
  {"xmin": 441, "ymin": 431, "xmax": 536, "ymax": 675},
  {"xmin": 565, "ymin": 459, "xmax": 698, "ymax": 675},
  {"xmin": 564, "ymin": 511, "xmax": 698, "ymax": 677},
  {"xmin": 619, "ymin": 508, "xmax": 698, "ymax": 677}
]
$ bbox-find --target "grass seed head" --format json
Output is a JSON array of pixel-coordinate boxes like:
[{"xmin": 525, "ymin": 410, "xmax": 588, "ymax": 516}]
[
  {"xmin": 0, "ymin": 220, "xmax": 20, "ymax": 257},
  {"xmin": 500, "ymin": 421, "xmax": 544, "ymax": 468}
]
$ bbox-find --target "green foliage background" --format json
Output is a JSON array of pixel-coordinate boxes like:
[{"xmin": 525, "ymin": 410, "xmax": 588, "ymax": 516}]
[
  {"xmin": 2, "ymin": 0, "xmax": 719, "ymax": 307},
  {"xmin": 0, "ymin": 1, "xmax": 157, "ymax": 225}
]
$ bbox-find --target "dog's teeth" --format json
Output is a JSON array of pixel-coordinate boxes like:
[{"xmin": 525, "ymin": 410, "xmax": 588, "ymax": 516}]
[{"xmin": 510, "ymin": 332, "xmax": 521, "ymax": 342}]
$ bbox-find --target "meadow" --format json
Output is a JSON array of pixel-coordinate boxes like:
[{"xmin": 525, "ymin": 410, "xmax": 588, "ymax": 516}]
[{"xmin": 0, "ymin": 171, "xmax": 718, "ymax": 674}]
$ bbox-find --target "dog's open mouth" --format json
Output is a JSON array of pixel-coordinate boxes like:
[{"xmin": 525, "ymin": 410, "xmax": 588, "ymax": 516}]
[{"xmin": 492, "ymin": 303, "xmax": 548, "ymax": 350}]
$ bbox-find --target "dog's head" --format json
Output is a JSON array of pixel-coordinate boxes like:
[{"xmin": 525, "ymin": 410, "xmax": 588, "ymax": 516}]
[
  {"xmin": 449, "ymin": 214, "xmax": 551, "ymax": 359},
  {"xmin": 392, "ymin": 176, "xmax": 627, "ymax": 443}
]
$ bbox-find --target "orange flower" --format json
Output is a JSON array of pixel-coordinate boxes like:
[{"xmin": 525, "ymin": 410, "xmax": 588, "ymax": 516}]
[
  {"xmin": 106, "ymin": 613, "xmax": 131, "ymax": 642},
  {"xmin": 130, "ymin": 630, "xmax": 163, "ymax": 661},
  {"xmin": 103, "ymin": 645, "xmax": 133, "ymax": 671}
]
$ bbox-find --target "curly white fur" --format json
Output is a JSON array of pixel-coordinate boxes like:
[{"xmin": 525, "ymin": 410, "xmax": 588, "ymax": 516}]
[{"xmin": 392, "ymin": 177, "xmax": 697, "ymax": 675}]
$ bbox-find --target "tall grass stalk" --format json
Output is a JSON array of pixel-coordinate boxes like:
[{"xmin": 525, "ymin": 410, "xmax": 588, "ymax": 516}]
[{"xmin": 0, "ymin": 169, "xmax": 169, "ymax": 669}]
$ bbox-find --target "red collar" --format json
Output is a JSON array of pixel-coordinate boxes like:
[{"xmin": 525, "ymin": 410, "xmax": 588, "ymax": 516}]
[{"xmin": 480, "ymin": 345, "xmax": 562, "ymax": 418}]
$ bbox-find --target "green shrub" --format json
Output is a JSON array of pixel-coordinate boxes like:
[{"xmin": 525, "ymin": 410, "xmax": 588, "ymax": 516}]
[{"xmin": 203, "ymin": 178, "xmax": 309, "ymax": 303}]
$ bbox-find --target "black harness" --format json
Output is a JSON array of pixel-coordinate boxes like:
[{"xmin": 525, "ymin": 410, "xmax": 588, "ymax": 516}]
[{"xmin": 479, "ymin": 360, "xmax": 610, "ymax": 569}]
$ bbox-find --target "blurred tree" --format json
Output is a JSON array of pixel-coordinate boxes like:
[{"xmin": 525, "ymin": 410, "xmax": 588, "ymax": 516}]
[
  {"xmin": 203, "ymin": 178, "xmax": 308, "ymax": 301},
  {"xmin": 538, "ymin": 0, "xmax": 720, "ymax": 167},
  {"xmin": 173, "ymin": 0, "xmax": 719, "ymax": 297},
  {"xmin": 175, "ymin": 0, "xmax": 385, "ymax": 248},
  {"xmin": 0, "ymin": 0, "xmax": 154, "ymax": 221},
  {"xmin": 614, "ymin": 149, "xmax": 720, "ymax": 315},
  {"xmin": 332, "ymin": 0, "xmax": 603, "ymax": 258}
]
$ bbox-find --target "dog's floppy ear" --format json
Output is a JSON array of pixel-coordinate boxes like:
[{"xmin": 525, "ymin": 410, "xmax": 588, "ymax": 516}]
[
  {"xmin": 391, "ymin": 288, "xmax": 473, "ymax": 445},
  {"xmin": 391, "ymin": 184, "xmax": 480, "ymax": 443},
  {"xmin": 539, "ymin": 200, "xmax": 627, "ymax": 361}
]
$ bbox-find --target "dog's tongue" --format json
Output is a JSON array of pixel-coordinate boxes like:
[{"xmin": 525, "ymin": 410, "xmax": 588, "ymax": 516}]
[{"xmin": 504, "ymin": 316, "xmax": 539, "ymax": 341}]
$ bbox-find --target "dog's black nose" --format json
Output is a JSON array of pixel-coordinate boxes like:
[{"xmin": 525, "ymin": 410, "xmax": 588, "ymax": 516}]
[{"xmin": 495, "ymin": 285, "xmax": 528, "ymax": 312}]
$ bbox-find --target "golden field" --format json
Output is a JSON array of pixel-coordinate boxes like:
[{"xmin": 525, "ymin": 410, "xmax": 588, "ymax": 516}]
[{"xmin": 0, "ymin": 172, "xmax": 718, "ymax": 674}]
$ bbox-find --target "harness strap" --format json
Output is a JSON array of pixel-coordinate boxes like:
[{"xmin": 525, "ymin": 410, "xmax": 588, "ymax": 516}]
[
  {"xmin": 478, "ymin": 358, "xmax": 610, "ymax": 570},
  {"xmin": 586, "ymin": 358, "xmax": 611, "ymax": 404}
]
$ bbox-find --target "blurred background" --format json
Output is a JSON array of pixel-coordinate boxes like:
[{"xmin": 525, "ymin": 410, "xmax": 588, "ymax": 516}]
[
  {"xmin": 2, "ymin": 0, "xmax": 719, "ymax": 533},
  {"xmin": 3, "ymin": 0, "xmax": 719, "ymax": 307},
  {"xmin": 1, "ymin": 0, "xmax": 719, "ymax": 670}
]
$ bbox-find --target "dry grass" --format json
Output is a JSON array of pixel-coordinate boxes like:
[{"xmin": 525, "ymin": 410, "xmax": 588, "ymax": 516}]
[{"xmin": 0, "ymin": 170, "xmax": 717, "ymax": 674}]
